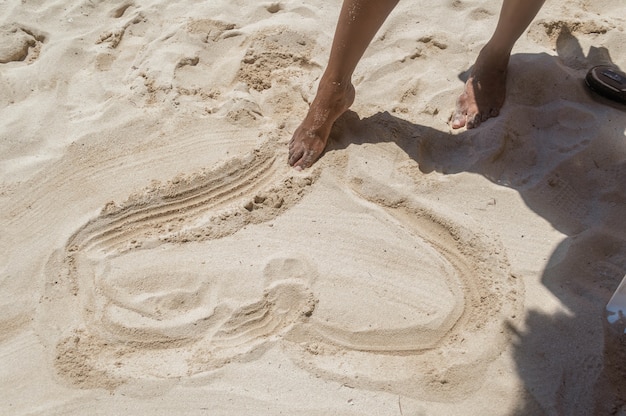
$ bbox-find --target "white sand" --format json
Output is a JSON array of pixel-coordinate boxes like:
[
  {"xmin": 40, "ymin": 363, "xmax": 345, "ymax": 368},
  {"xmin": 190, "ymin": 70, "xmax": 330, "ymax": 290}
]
[{"xmin": 1, "ymin": 0, "xmax": 625, "ymax": 414}]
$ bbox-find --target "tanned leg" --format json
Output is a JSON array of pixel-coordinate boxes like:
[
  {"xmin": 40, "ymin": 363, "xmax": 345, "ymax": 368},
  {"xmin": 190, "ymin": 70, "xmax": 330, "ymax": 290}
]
[
  {"xmin": 451, "ymin": 0, "xmax": 546, "ymax": 129},
  {"xmin": 288, "ymin": 0, "xmax": 400, "ymax": 170}
]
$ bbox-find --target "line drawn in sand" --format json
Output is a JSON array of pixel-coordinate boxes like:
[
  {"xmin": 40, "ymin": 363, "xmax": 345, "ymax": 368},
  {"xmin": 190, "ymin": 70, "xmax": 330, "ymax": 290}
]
[{"xmin": 39, "ymin": 140, "xmax": 523, "ymax": 400}]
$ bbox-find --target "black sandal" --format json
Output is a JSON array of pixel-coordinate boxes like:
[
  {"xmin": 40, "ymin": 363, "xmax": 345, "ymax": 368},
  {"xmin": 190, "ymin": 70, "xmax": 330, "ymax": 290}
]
[{"xmin": 585, "ymin": 65, "xmax": 626, "ymax": 105}]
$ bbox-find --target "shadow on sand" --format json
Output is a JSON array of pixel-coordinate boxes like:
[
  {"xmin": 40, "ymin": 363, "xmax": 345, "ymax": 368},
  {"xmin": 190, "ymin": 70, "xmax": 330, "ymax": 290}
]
[{"xmin": 321, "ymin": 29, "xmax": 626, "ymax": 415}]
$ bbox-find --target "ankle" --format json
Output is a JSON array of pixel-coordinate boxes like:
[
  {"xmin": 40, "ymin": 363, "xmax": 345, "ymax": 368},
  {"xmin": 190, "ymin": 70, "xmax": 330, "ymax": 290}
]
[
  {"xmin": 480, "ymin": 41, "xmax": 512, "ymax": 66},
  {"xmin": 319, "ymin": 72, "xmax": 353, "ymax": 92}
]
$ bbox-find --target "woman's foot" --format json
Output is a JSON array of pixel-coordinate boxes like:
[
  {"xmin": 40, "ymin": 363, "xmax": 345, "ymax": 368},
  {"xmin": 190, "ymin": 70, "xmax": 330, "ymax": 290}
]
[
  {"xmin": 451, "ymin": 45, "xmax": 510, "ymax": 129},
  {"xmin": 288, "ymin": 80, "xmax": 355, "ymax": 170}
]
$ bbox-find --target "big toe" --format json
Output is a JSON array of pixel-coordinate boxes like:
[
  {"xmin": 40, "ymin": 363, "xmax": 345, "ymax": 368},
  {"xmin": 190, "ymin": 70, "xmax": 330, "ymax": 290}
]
[
  {"xmin": 288, "ymin": 147, "xmax": 303, "ymax": 166},
  {"xmin": 292, "ymin": 149, "xmax": 318, "ymax": 170},
  {"xmin": 451, "ymin": 111, "xmax": 467, "ymax": 129}
]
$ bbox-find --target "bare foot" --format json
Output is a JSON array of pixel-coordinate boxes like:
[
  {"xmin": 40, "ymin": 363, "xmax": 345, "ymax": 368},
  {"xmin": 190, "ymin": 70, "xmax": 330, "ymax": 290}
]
[
  {"xmin": 288, "ymin": 80, "xmax": 355, "ymax": 170},
  {"xmin": 451, "ymin": 45, "xmax": 510, "ymax": 129}
]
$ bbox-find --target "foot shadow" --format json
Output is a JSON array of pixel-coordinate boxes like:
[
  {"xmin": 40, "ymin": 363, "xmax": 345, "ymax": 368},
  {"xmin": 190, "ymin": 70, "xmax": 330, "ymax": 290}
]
[{"xmin": 323, "ymin": 38, "xmax": 626, "ymax": 414}]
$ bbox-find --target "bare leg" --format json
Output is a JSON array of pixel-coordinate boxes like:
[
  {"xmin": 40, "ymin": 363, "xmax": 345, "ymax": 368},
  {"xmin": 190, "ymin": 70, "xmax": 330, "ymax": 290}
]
[
  {"xmin": 288, "ymin": 0, "xmax": 399, "ymax": 170},
  {"xmin": 451, "ymin": 0, "xmax": 546, "ymax": 129}
]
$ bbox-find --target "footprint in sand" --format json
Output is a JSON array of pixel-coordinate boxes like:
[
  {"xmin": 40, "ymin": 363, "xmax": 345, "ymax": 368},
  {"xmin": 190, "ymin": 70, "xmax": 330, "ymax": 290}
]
[
  {"xmin": 0, "ymin": 24, "xmax": 45, "ymax": 64},
  {"xmin": 236, "ymin": 27, "xmax": 319, "ymax": 92},
  {"xmin": 93, "ymin": 5, "xmax": 147, "ymax": 72},
  {"xmin": 95, "ymin": 9, "xmax": 145, "ymax": 50},
  {"xmin": 187, "ymin": 18, "xmax": 237, "ymax": 43},
  {"xmin": 114, "ymin": 22, "xmax": 315, "ymax": 122},
  {"xmin": 39, "ymin": 140, "xmax": 522, "ymax": 399}
]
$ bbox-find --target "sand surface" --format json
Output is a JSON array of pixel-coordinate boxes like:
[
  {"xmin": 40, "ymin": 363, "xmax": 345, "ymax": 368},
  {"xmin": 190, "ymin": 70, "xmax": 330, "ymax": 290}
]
[{"xmin": 1, "ymin": 0, "xmax": 625, "ymax": 414}]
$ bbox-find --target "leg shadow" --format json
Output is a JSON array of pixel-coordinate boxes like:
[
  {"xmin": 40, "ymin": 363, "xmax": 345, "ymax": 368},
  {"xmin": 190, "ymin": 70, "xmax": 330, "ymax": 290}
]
[{"xmin": 321, "ymin": 32, "xmax": 626, "ymax": 414}]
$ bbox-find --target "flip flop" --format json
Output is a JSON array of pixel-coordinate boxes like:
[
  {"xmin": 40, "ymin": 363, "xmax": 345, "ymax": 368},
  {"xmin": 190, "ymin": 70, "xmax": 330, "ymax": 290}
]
[{"xmin": 585, "ymin": 65, "xmax": 626, "ymax": 105}]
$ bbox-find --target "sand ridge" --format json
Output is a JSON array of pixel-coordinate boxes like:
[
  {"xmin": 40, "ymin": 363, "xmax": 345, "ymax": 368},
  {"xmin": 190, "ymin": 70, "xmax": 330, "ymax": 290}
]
[{"xmin": 37, "ymin": 137, "xmax": 523, "ymax": 399}]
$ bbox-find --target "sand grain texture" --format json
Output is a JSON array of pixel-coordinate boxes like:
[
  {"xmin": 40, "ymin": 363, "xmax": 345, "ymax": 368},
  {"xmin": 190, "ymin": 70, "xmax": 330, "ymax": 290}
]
[{"xmin": 1, "ymin": 0, "xmax": 625, "ymax": 415}]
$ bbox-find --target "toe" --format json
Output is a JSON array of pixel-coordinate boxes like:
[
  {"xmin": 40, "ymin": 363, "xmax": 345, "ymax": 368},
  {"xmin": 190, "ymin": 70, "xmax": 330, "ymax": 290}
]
[
  {"xmin": 451, "ymin": 94, "xmax": 470, "ymax": 129},
  {"xmin": 293, "ymin": 149, "xmax": 319, "ymax": 170},
  {"xmin": 293, "ymin": 152, "xmax": 312, "ymax": 170},
  {"xmin": 450, "ymin": 109, "xmax": 467, "ymax": 129},
  {"xmin": 288, "ymin": 148, "xmax": 303, "ymax": 166},
  {"xmin": 466, "ymin": 113, "xmax": 482, "ymax": 129}
]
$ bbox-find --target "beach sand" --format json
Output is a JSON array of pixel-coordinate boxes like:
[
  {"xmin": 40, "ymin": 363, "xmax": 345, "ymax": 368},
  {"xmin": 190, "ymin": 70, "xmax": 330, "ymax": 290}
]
[{"xmin": 1, "ymin": 0, "xmax": 625, "ymax": 414}]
